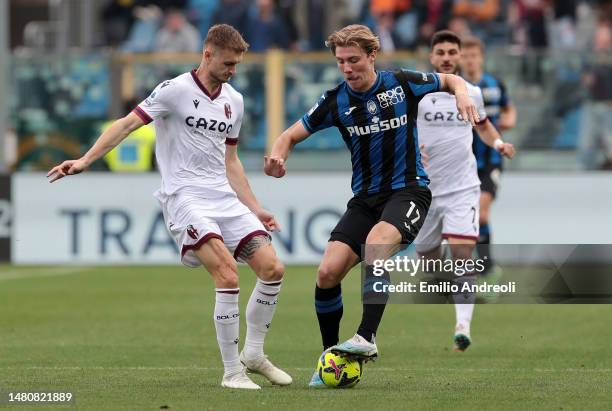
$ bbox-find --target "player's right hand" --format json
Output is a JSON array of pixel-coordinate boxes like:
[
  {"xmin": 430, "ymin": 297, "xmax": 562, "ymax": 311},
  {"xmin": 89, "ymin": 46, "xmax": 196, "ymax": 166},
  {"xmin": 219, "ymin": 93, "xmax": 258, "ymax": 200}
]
[
  {"xmin": 455, "ymin": 92, "xmax": 479, "ymax": 126},
  {"xmin": 264, "ymin": 156, "xmax": 286, "ymax": 178},
  {"xmin": 47, "ymin": 158, "xmax": 88, "ymax": 183}
]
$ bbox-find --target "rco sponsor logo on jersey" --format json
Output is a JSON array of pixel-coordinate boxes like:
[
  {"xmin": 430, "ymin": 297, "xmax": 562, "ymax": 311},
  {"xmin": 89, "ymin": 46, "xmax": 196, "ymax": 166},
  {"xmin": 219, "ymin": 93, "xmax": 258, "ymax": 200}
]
[
  {"xmin": 423, "ymin": 111, "xmax": 466, "ymax": 122},
  {"xmin": 346, "ymin": 113, "xmax": 408, "ymax": 136},
  {"xmin": 376, "ymin": 85, "xmax": 405, "ymax": 108},
  {"xmin": 185, "ymin": 116, "xmax": 233, "ymax": 134},
  {"xmin": 144, "ymin": 90, "xmax": 158, "ymax": 106}
]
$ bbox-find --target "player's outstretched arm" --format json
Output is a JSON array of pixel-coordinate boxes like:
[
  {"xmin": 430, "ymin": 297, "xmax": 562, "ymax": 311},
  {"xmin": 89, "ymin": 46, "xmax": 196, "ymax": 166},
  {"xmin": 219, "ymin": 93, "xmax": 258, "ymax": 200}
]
[
  {"xmin": 264, "ymin": 120, "xmax": 310, "ymax": 178},
  {"xmin": 438, "ymin": 74, "xmax": 480, "ymax": 126},
  {"xmin": 474, "ymin": 119, "xmax": 516, "ymax": 159},
  {"xmin": 47, "ymin": 112, "xmax": 145, "ymax": 182},
  {"xmin": 227, "ymin": 145, "xmax": 281, "ymax": 231}
]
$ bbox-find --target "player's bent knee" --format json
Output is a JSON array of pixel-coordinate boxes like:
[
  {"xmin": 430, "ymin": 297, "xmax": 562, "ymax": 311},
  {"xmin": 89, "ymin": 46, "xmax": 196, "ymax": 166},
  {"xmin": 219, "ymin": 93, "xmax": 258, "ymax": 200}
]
[
  {"xmin": 210, "ymin": 261, "xmax": 239, "ymax": 288},
  {"xmin": 317, "ymin": 265, "xmax": 342, "ymax": 288},
  {"xmin": 258, "ymin": 259, "xmax": 285, "ymax": 282},
  {"xmin": 272, "ymin": 260, "xmax": 285, "ymax": 280},
  {"xmin": 215, "ymin": 270, "xmax": 239, "ymax": 289}
]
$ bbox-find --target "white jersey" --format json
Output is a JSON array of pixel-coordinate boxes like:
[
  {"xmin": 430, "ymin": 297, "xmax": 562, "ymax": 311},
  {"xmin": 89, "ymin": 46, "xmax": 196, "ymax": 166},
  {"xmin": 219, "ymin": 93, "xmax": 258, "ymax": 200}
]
[
  {"xmin": 134, "ymin": 70, "xmax": 244, "ymax": 200},
  {"xmin": 417, "ymin": 81, "xmax": 487, "ymax": 197}
]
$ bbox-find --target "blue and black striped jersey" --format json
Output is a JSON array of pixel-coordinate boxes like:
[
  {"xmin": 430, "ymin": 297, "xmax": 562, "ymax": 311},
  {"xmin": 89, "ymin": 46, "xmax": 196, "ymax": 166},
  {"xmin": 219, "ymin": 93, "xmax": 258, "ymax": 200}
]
[
  {"xmin": 470, "ymin": 72, "xmax": 510, "ymax": 169},
  {"xmin": 301, "ymin": 70, "xmax": 440, "ymax": 195}
]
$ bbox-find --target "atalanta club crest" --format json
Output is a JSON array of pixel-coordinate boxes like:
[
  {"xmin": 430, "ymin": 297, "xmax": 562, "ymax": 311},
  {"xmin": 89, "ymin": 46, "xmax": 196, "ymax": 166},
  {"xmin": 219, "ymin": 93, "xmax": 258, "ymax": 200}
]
[
  {"xmin": 367, "ymin": 100, "xmax": 378, "ymax": 115},
  {"xmin": 186, "ymin": 225, "xmax": 199, "ymax": 240},
  {"xmin": 224, "ymin": 103, "xmax": 232, "ymax": 119}
]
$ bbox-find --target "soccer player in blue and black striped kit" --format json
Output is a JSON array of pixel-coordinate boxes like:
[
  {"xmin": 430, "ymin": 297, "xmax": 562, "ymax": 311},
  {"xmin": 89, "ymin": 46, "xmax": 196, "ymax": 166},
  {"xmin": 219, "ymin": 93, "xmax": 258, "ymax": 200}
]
[
  {"xmin": 264, "ymin": 25, "xmax": 481, "ymax": 386},
  {"xmin": 461, "ymin": 37, "xmax": 516, "ymax": 282}
]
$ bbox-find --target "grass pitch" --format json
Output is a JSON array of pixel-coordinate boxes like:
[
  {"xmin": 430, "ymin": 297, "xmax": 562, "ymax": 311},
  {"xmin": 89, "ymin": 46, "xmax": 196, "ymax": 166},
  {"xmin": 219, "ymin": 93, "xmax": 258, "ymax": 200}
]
[{"xmin": 1, "ymin": 264, "xmax": 611, "ymax": 410}]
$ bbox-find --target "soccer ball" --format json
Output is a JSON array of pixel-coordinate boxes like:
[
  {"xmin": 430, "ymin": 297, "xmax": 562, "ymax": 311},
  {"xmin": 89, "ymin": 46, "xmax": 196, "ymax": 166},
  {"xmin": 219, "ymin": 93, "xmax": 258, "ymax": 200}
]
[{"xmin": 317, "ymin": 351, "xmax": 362, "ymax": 388}]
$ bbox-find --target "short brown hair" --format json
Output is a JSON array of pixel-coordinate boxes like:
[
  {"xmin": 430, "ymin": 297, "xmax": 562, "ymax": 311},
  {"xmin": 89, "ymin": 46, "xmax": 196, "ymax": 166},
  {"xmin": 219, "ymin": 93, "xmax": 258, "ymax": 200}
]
[
  {"xmin": 462, "ymin": 36, "xmax": 485, "ymax": 53},
  {"xmin": 204, "ymin": 24, "xmax": 249, "ymax": 53},
  {"xmin": 430, "ymin": 30, "xmax": 461, "ymax": 50},
  {"xmin": 325, "ymin": 24, "xmax": 380, "ymax": 55}
]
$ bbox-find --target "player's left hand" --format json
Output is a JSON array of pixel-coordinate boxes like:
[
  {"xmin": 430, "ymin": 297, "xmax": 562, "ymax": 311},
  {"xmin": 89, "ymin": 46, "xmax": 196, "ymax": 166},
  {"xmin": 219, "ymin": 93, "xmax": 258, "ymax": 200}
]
[
  {"xmin": 455, "ymin": 92, "xmax": 479, "ymax": 126},
  {"xmin": 264, "ymin": 156, "xmax": 286, "ymax": 178},
  {"xmin": 497, "ymin": 142, "xmax": 516, "ymax": 158},
  {"xmin": 255, "ymin": 208, "xmax": 282, "ymax": 232}
]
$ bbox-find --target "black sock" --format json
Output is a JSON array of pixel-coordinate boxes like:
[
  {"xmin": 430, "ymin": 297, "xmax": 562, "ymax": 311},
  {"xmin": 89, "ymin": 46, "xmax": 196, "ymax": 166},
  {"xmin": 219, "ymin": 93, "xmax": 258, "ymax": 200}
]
[
  {"xmin": 357, "ymin": 265, "xmax": 390, "ymax": 343},
  {"xmin": 478, "ymin": 224, "xmax": 493, "ymax": 274},
  {"xmin": 315, "ymin": 284, "xmax": 343, "ymax": 349}
]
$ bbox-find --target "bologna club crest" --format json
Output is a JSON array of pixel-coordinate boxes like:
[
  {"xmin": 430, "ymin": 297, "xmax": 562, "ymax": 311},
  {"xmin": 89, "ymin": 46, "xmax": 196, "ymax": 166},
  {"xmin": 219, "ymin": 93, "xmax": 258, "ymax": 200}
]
[
  {"xmin": 224, "ymin": 103, "xmax": 232, "ymax": 119},
  {"xmin": 186, "ymin": 225, "xmax": 199, "ymax": 240}
]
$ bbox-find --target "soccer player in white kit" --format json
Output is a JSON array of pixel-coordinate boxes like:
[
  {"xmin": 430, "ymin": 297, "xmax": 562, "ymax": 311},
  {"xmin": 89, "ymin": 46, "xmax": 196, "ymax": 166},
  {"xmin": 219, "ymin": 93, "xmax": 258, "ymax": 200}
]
[
  {"xmin": 415, "ymin": 31, "xmax": 515, "ymax": 351},
  {"xmin": 47, "ymin": 24, "xmax": 292, "ymax": 390}
]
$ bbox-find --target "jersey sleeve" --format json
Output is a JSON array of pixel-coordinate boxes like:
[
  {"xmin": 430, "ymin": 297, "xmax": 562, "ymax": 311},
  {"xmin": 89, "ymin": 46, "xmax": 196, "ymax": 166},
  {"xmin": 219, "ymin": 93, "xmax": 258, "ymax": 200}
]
[
  {"xmin": 497, "ymin": 78, "xmax": 510, "ymax": 108},
  {"xmin": 133, "ymin": 80, "xmax": 178, "ymax": 124},
  {"xmin": 301, "ymin": 92, "xmax": 334, "ymax": 134},
  {"xmin": 397, "ymin": 69, "xmax": 441, "ymax": 97},
  {"xmin": 226, "ymin": 95, "xmax": 243, "ymax": 145}
]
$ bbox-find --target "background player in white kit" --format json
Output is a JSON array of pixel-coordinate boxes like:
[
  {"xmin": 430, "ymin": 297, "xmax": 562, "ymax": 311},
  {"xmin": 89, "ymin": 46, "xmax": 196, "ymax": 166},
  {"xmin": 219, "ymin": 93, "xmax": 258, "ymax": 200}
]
[
  {"xmin": 415, "ymin": 31, "xmax": 515, "ymax": 351},
  {"xmin": 47, "ymin": 24, "xmax": 291, "ymax": 390}
]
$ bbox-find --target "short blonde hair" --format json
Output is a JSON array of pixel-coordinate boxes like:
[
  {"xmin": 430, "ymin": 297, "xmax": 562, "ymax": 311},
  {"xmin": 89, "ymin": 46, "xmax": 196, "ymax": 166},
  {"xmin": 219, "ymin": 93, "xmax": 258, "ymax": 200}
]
[
  {"xmin": 325, "ymin": 24, "xmax": 380, "ymax": 56},
  {"xmin": 462, "ymin": 36, "xmax": 485, "ymax": 53},
  {"xmin": 204, "ymin": 24, "xmax": 249, "ymax": 53}
]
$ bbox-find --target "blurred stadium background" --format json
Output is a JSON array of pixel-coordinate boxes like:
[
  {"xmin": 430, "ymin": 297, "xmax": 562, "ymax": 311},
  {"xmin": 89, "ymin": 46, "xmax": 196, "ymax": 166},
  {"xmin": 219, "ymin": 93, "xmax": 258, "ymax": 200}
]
[{"xmin": 1, "ymin": 0, "xmax": 611, "ymax": 409}]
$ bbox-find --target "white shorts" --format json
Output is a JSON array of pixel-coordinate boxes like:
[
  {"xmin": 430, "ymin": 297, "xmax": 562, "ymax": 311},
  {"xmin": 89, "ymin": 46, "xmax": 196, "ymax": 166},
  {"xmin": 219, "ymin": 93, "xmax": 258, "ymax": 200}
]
[
  {"xmin": 415, "ymin": 187, "xmax": 480, "ymax": 254},
  {"xmin": 158, "ymin": 191, "xmax": 269, "ymax": 267}
]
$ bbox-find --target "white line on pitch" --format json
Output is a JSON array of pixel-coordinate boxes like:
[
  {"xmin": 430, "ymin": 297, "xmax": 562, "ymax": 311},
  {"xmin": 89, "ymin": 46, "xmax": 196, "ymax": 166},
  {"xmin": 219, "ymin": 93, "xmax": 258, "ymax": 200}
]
[
  {"xmin": 1, "ymin": 366, "xmax": 610, "ymax": 373},
  {"xmin": 0, "ymin": 267, "xmax": 93, "ymax": 281}
]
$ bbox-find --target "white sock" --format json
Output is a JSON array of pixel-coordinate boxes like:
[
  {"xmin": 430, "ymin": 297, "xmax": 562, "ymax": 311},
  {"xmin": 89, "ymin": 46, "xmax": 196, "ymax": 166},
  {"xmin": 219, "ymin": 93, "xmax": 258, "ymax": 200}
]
[
  {"xmin": 243, "ymin": 279, "xmax": 282, "ymax": 359},
  {"xmin": 452, "ymin": 275, "xmax": 475, "ymax": 333},
  {"xmin": 214, "ymin": 288, "xmax": 241, "ymax": 376}
]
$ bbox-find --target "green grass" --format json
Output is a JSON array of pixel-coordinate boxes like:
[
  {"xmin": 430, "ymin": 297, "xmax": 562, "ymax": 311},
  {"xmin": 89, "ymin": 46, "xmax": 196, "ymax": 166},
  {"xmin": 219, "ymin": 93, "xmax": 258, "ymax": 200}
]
[{"xmin": 1, "ymin": 264, "xmax": 611, "ymax": 410}]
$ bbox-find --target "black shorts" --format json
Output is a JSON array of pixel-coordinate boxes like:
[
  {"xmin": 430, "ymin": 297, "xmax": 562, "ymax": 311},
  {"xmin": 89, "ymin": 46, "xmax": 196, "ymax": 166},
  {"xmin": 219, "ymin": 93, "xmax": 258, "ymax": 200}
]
[
  {"xmin": 478, "ymin": 165, "xmax": 502, "ymax": 198},
  {"xmin": 329, "ymin": 185, "xmax": 432, "ymax": 258}
]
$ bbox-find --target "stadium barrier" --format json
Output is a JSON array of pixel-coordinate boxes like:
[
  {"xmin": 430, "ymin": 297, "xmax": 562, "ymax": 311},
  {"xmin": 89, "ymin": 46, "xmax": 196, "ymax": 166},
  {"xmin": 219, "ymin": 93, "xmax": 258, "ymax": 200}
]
[{"xmin": 11, "ymin": 172, "xmax": 612, "ymax": 265}]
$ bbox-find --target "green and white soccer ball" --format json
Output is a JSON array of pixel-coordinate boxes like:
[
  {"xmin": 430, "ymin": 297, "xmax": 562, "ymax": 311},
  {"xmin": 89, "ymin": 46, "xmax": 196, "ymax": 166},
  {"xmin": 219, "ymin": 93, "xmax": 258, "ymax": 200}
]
[{"xmin": 317, "ymin": 351, "xmax": 362, "ymax": 388}]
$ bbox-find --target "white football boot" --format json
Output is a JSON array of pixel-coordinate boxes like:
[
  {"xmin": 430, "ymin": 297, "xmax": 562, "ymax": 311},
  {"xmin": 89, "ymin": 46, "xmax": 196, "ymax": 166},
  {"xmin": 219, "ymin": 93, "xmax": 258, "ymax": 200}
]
[
  {"xmin": 240, "ymin": 352, "xmax": 292, "ymax": 386},
  {"xmin": 330, "ymin": 333, "xmax": 378, "ymax": 360},
  {"xmin": 221, "ymin": 368, "xmax": 261, "ymax": 390}
]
